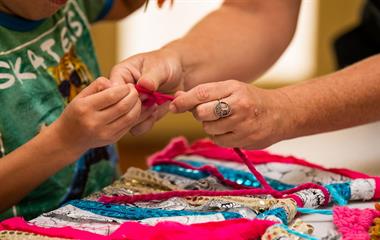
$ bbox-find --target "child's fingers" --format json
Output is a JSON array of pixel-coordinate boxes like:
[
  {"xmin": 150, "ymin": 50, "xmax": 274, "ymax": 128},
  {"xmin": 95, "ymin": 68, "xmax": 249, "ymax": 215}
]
[
  {"xmin": 79, "ymin": 77, "xmax": 111, "ymax": 97},
  {"xmin": 100, "ymin": 87, "xmax": 140, "ymax": 124},
  {"xmin": 108, "ymin": 99, "xmax": 142, "ymax": 134},
  {"xmin": 86, "ymin": 84, "xmax": 131, "ymax": 110}
]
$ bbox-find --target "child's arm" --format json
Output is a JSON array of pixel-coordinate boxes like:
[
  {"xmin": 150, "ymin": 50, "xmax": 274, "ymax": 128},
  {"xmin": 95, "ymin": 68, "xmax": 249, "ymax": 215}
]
[{"xmin": 0, "ymin": 78, "xmax": 141, "ymax": 212}]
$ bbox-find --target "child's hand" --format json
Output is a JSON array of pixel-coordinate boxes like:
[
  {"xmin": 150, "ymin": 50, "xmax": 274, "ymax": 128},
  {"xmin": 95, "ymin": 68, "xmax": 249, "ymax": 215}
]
[
  {"xmin": 52, "ymin": 77, "xmax": 141, "ymax": 151},
  {"xmin": 109, "ymin": 49, "xmax": 183, "ymax": 136}
]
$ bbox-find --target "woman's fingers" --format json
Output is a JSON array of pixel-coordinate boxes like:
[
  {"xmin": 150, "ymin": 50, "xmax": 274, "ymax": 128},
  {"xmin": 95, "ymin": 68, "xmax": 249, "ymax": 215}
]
[
  {"xmin": 170, "ymin": 81, "xmax": 234, "ymax": 113},
  {"xmin": 138, "ymin": 105, "xmax": 158, "ymax": 123},
  {"xmin": 155, "ymin": 102, "xmax": 170, "ymax": 120},
  {"xmin": 109, "ymin": 60, "xmax": 142, "ymax": 86},
  {"xmin": 211, "ymin": 132, "xmax": 242, "ymax": 148},
  {"xmin": 202, "ymin": 114, "xmax": 240, "ymax": 135},
  {"xmin": 192, "ymin": 93, "xmax": 236, "ymax": 122},
  {"xmin": 192, "ymin": 100, "xmax": 219, "ymax": 121}
]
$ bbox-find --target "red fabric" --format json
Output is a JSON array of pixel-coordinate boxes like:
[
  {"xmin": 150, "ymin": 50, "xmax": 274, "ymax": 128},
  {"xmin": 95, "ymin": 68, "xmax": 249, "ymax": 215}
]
[
  {"xmin": 0, "ymin": 217, "xmax": 274, "ymax": 240},
  {"xmin": 135, "ymin": 85, "xmax": 174, "ymax": 107}
]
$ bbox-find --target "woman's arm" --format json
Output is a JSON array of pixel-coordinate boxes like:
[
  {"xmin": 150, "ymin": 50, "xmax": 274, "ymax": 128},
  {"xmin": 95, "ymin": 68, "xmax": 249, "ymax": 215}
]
[
  {"xmin": 109, "ymin": 0, "xmax": 301, "ymax": 135},
  {"xmin": 165, "ymin": 0, "xmax": 301, "ymax": 89},
  {"xmin": 280, "ymin": 54, "xmax": 380, "ymax": 139},
  {"xmin": 171, "ymin": 55, "xmax": 380, "ymax": 149}
]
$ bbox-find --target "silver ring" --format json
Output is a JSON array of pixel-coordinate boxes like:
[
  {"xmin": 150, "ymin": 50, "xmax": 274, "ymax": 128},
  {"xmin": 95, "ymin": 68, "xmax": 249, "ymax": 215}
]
[{"xmin": 214, "ymin": 100, "xmax": 231, "ymax": 119}]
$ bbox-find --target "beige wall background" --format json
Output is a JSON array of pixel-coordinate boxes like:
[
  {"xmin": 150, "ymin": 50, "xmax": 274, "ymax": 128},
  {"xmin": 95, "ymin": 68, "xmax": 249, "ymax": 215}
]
[{"xmin": 91, "ymin": 0, "xmax": 380, "ymax": 174}]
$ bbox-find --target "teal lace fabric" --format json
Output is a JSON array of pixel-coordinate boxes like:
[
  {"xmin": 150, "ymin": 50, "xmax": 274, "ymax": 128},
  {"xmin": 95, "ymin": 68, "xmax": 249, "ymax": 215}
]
[{"xmin": 68, "ymin": 200, "xmax": 242, "ymax": 220}]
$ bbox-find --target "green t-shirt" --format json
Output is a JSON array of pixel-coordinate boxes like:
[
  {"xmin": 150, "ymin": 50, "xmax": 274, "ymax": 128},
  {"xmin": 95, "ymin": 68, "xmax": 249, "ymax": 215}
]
[{"xmin": 0, "ymin": 0, "xmax": 118, "ymax": 220}]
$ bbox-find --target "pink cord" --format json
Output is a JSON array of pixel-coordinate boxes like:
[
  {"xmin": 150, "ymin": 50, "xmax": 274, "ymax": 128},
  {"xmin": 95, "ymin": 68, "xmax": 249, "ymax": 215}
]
[
  {"xmin": 233, "ymin": 148, "xmax": 273, "ymax": 191},
  {"xmin": 100, "ymin": 148, "xmax": 330, "ymax": 206}
]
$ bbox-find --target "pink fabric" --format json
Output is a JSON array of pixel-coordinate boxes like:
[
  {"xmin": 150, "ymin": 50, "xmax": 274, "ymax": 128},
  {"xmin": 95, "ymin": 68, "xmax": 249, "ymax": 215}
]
[
  {"xmin": 333, "ymin": 206, "xmax": 380, "ymax": 240},
  {"xmin": 112, "ymin": 218, "xmax": 275, "ymax": 240},
  {"xmin": 147, "ymin": 137, "xmax": 380, "ymax": 199},
  {"xmin": 135, "ymin": 85, "xmax": 174, "ymax": 107},
  {"xmin": 0, "ymin": 217, "xmax": 105, "ymax": 240},
  {"xmin": 0, "ymin": 217, "xmax": 274, "ymax": 240}
]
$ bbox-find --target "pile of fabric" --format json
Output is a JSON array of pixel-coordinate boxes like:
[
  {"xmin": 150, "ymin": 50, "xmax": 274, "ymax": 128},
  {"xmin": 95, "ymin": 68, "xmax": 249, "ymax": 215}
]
[{"xmin": 1, "ymin": 137, "xmax": 380, "ymax": 239}]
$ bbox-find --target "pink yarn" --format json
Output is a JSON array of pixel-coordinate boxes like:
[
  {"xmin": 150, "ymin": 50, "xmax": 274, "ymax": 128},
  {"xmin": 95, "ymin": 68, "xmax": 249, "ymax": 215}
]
[
  {"xmin": 0, "ymin": 217, "xmax": 274, "ymax": 240},
  {"xmin": 233, "ymin": 148, "xmax": 273, "ymax": 191},
  {"xmin": 103, "ymin": 144, "xmax": 330, "ymax": 206},
  {"xmin": 147, "ymin": 137, "xmax": 380, "ymax": 199},
  {"xmin": 333, "ymin": 206, "xmax": 380, "ymax": 240},
  {"xmin": 148, "ymin": 137, "xmax": 375, "ymax": 179},
  {"xmin": 135, "ymin": 85, "xmax": 174, "ymax": 107}
]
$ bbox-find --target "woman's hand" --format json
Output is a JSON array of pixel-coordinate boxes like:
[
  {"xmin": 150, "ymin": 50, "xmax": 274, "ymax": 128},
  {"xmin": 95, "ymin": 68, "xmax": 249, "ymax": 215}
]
[
  {"xmin": 52, "ymin": 77, "xmax": 142, "ymax": 151},
  {"xmin": 170, "ymin": 80, "xmax": 294, "ymax": 149},
  {"xmin": 109, "ymin": 49, "xmax": 184, "ymax": 136}
]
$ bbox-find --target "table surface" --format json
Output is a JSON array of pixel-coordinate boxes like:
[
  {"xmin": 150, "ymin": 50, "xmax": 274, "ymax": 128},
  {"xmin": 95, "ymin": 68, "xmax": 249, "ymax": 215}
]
[{"xmin": 300, "ymin": 202, "xmax": 375, "ymax": 238}]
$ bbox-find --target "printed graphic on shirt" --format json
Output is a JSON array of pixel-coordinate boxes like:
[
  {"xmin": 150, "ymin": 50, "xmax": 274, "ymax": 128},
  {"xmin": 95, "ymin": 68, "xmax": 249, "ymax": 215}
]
[
  {"xmin": 48, "ymin": 47, "xmax": 93, "ymax": 103},
  {"xmin": 0, "ymin": 1, "xmax": 97, "ymax": 96}
]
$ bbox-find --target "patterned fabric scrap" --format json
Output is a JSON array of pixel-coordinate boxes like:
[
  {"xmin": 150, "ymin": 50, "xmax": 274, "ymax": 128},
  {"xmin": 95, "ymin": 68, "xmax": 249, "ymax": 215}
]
[
  {"xmin": 0, "ymin": 230, "xmax": 66, "ymax": 240},
  {"xmin": 2, "ymin": 137, "xmax": 380, "ymax": 239},
  {"xmin": 262, "ymin": 218, "xmax": 315, "ymax": 240}
]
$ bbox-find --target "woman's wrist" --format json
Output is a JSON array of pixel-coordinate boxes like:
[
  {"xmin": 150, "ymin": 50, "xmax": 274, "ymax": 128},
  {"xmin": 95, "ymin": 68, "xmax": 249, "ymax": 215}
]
[
  {"xmin": 162, "ymin": 40, "xmax": 197, "ymax": 91},
  {"xmin": 272, "ymin": 87, "xmax": 305, "ymax": 141}
]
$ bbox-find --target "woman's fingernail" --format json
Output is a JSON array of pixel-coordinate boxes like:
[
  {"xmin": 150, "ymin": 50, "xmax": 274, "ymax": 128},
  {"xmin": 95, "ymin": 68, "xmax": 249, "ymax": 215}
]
[
  {"xmin": 174, "ymin": 91, "xmax": 184, "ymax": 97},
  {"xmin": 169, "ymin": 103, "xmax": 177, "ymax": 113}
]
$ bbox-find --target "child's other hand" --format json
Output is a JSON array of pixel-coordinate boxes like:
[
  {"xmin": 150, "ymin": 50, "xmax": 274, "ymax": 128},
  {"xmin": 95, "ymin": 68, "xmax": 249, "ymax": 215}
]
[{"xmin": 53, "ymin": 77, "xmax": 141, "ymax": 151}]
